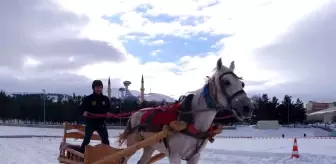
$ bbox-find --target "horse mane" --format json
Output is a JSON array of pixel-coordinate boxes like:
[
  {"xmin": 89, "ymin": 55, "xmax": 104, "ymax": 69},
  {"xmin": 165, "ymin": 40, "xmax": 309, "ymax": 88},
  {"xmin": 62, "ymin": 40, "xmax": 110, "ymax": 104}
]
[{"xmin": 185, "ymin": 87, "xmax": 202, "ymax": 96}]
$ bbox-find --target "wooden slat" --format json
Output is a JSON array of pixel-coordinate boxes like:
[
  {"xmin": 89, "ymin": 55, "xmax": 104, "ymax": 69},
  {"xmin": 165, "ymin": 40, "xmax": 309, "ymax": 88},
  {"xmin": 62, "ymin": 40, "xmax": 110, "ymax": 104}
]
[
  {"xmin": 63, "ymin": 122, "xmax": 101, "ymax": 141},
  {"xmin": 66, "ymin": 149, "xmax": 85, "ymax": 158},
  {"xmin": 90, "ymin": 134, "xmax": 101, "ymax": 141},
  {"xmin": 65, "ymin": 132, "xmax": 101, "ymax": 141},
  {"xmin": 64, "ymin": 132, "xmax": 84, "ymax": 140},
  {"xmin": 58, "ymin": 157, "xmax": 83, "ymax": 164},
  {"xmin": 65, "ymin": 123, "xmax": 85, "ymax": 131}
]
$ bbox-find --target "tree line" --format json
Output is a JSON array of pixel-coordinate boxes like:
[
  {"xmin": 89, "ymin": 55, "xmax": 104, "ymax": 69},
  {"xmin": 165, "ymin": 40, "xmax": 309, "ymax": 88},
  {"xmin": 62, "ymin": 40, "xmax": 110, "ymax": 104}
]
[
  {"xmin": 250, "ymin": 94, "xmax": 306, "ymax": 124},
  {"xmin": 0, "ymin": 90, "xmax": 163, "ymax": 125},
  {"xmin": 0, "ymin": 90, "xmax": 307, "ymax": 125},
  {"xmin": 206, "ymin": 94, "xmax": 307, "ymax": 125}
]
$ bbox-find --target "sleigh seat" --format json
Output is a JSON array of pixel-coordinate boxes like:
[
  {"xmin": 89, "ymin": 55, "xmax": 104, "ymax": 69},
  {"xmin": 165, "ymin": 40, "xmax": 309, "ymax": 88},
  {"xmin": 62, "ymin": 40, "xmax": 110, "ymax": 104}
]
[{"xmin": 58, "ymin": 122, "xmax": 123, "ymax": 164}]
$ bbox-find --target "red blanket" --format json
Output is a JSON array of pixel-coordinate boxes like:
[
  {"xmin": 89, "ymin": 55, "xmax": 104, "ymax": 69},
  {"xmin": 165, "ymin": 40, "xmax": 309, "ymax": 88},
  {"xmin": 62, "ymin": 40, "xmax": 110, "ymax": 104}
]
[{"xmin": 140, "ymin": 104, "xmax": 180, "ymax": 126}]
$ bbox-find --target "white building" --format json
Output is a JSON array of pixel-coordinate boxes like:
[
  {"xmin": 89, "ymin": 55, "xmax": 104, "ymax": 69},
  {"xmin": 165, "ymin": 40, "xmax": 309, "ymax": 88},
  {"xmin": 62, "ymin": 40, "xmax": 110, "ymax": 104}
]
[
  {"xmin": 305, "ymin": 101, "xmax": 335, "ymax": 114},
  {"xmin": 306, "ymin": 107, "xmax": 336, "ymax": 123}
]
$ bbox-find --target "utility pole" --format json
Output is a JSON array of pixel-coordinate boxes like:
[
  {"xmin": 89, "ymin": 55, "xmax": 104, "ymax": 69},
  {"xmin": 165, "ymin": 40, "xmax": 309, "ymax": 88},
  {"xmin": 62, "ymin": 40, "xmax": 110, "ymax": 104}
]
[
  {"xmin": 287, "ymin": 103, "xmax": 289, "ymax": 125},
  {"xmin": 42, "ymin": 89, "xmax": 46, "ymax": 124},
  {"xmin": 287, "ymin": 97, "xmax": 290, "ymax": 125},
  {"xmin": 119, "ymin": 101, "xmax": 122, "ymax": 126}
]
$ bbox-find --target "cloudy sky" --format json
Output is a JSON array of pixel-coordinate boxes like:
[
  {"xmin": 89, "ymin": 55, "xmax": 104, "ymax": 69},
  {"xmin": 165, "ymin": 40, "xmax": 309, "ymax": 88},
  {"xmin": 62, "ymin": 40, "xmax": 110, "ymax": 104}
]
[{"xmin": 0, "ymin": 0, "xmax": 335, "ymax": 102}]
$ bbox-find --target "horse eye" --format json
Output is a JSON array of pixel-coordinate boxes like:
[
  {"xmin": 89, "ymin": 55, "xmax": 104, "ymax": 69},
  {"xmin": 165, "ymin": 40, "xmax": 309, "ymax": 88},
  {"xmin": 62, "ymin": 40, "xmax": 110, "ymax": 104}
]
[
  {"xmin": 223, "ymin": 80, "xmax": 231, "ymax": 86},
  {"xmin": 242, "ymin": 82, "xmax": 245, "ymax": 88}
]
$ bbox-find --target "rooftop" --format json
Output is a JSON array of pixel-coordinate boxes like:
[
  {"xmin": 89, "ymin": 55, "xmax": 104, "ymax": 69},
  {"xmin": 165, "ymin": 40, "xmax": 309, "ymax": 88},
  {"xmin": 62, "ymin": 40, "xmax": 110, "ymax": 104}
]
[{"xmin": 307, "ymin": 107, "xmax": 336, "ymax": 116}]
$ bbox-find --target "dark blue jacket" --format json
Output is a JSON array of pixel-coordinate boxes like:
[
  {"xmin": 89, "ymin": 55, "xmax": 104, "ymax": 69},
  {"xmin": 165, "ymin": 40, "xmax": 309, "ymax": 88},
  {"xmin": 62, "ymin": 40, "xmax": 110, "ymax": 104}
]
[{"xmin": 79, "ymin": 93, "xmax": 111, "ymax": 125}]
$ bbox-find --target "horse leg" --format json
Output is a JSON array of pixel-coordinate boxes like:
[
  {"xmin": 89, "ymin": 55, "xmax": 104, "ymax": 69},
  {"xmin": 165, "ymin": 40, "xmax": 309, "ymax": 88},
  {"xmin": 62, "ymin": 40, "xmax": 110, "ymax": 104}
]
[
  {"xmin": 120, "ymin": 134, "xmax": 137, "ymax": 164},
  {"xmin": 186, "ymin": 154, "xmax": 200, "ymax": 164},
  {"xmin": 169, "ymin": 153, "xmax": 182, "ymax": 164},
  {"xmin": 137, "ymin": 146, "xmax": 155, "ymax": 164}
]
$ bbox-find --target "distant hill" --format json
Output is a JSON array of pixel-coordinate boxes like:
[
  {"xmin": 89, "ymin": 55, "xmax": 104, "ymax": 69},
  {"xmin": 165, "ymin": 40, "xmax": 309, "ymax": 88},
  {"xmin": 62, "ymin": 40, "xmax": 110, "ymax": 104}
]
[
  {"xmin": 111, "ymin": 88, "xmax": 176, "ymax": 102},
  {"xmin": 9, "ymin": 88, "xmax": 176, "ymax": 102}
]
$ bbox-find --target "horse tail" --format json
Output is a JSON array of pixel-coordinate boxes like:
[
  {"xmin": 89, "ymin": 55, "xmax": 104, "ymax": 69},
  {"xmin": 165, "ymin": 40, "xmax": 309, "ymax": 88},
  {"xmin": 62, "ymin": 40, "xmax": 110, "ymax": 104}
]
[{"xmin": 117, "ymin": 117, "xmax": 132, "ymax": 146}]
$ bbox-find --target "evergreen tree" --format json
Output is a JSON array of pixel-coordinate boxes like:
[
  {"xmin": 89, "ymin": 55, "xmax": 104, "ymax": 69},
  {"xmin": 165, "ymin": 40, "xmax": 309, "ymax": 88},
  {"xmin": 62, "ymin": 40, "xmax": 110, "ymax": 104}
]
[
  {"xmin": 0, "ymin": 89, "xmax": 308, "ymax": 125},
  {"xmin": 0, "ymin": 90, "xmax": 164, "ymax": 125}
]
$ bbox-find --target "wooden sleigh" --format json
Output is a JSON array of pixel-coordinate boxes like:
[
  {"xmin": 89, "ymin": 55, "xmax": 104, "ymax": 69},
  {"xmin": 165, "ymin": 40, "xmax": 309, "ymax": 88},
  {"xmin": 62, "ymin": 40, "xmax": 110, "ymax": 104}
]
[{"xmin": 58, "ymin": 121, "xmax": 188, "ymax": 164}]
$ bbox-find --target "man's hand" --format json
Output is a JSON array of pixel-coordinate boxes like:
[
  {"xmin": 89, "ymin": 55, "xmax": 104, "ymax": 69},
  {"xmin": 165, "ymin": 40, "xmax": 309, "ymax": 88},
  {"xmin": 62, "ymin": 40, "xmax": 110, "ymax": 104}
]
[{"xmin": 83, "ymin": 111, "xmax": 89, "ymax": 116}]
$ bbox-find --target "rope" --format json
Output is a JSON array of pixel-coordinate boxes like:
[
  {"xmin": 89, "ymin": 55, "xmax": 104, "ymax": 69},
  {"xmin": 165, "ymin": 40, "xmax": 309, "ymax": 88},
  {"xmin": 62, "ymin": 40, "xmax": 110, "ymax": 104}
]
[
  {"xmin": 86, "ymin": 111, "xmax": 234, "ymax": 120},
  {"xmin": 85, "ymin": 112, "xmax": 134, "ymax": 119},
  {"xmin": 214, "ymin": 115, "xmax": 234, "ymax": 120}
]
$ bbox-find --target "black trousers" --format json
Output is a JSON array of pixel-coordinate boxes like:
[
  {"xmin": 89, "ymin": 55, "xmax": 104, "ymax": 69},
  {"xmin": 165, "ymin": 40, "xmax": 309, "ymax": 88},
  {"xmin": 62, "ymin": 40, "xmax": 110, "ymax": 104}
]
[{"xmin": 80, "ymin": 123, "xmax": 110, "ymax": 153}]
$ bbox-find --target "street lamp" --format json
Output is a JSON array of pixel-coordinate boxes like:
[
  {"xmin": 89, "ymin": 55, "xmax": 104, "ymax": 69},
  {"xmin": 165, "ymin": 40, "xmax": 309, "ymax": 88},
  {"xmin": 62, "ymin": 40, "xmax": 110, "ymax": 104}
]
[
  {"xmin": 119, "ymin": 100, "xmax": 122, "ymax": 126},
  {"xmin": 287, "ymin": 102, "xmax": 289, "ymax": 125},
  {"xmin": 42, "ymin": 89, "xmax": 46, "ymax": 124}
]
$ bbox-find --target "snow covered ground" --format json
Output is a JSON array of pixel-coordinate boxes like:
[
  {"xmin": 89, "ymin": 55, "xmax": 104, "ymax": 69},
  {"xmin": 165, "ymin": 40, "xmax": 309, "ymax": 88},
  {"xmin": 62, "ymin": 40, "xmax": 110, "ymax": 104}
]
[
  {"xmin": 0, "ymin": 125, "xmax": 335, "ymax": 164},
  {"xmin": 0, "ymin": 125, "xmax": 331, "ymax": 138}
]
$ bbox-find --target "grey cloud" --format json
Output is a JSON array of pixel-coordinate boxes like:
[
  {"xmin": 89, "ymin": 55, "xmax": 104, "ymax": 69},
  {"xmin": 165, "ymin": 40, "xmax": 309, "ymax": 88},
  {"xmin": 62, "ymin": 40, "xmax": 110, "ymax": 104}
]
[
  {"xmin": 253, "ymin": 1, "xmax": 336, "ymax": 101},
  {"xmin": 0, "ymin": 0, "xmax": 126, "ymax": 94},
  {"xmin": 0, "ymin": 0, "xmax": 125, "ymax": 70},
  {"xmin": 33, "ymin": 39, "xmax": 123, "ymax": 70},
  {"xmin": 0, "ymin": 65, "xmax": 124, "ymax": 95},
  {"xmin": 0, "ymin": 73, "xmax": 91, "ymax": 95},
  {"xmin": 0, "ymin": 72, "xmax": 123, "ymax": 96}
]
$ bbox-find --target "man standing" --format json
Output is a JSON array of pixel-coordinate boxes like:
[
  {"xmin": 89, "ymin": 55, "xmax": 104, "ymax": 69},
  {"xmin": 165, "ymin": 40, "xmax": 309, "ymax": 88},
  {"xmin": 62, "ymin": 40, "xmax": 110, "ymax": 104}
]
[{"xmin": 79, "ymin": 80, "xmax": 111, "ymax": 153}]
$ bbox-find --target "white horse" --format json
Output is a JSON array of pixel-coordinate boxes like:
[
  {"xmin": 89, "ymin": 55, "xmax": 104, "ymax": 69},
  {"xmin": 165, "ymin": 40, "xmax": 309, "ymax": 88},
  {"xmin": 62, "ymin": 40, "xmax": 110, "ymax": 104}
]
[{"xmin": 118, "ymin": 58, "xmax": 253, "ymax": 164}]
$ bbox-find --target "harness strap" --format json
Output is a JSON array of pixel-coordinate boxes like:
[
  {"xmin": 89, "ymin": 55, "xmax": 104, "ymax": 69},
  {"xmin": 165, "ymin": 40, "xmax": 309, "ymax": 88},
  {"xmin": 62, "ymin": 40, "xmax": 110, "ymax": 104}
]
[
  {"xmin": 177, "ymin": 123, "xmax": 219, "ymax": 161},
  {"xmin": 181, "ymin": 124, "xmax": 218, "ymax": 139},
  {"xmin": 182, "ymin": 139, "xmax": 206, "ymax": 161},
  {"xmin": 202, "ymin": 83, "xmax": 217, "ymax": 109}
]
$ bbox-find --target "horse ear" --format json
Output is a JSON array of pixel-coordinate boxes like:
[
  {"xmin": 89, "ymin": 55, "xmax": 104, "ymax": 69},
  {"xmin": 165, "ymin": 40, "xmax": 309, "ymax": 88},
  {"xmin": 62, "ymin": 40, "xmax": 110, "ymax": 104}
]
[
  {"xmin": 229, "ymin": 61, "xmax": 235, "ymax": 71},
  {"xmin": 216, "ymin": 58, "xmax": 222, "ymax": 70}
]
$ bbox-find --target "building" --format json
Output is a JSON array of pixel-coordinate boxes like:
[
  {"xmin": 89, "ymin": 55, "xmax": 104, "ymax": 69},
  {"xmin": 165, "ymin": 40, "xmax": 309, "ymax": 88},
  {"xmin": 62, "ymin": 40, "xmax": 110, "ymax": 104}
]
[
  {"xmin": 107, "ymin": 77, "xmax": 111, "ymax": 100},
  {"xmin": 306, "ymin": 107, "xmax": 336, "ymax": 123},
  {"xmin": 305, "ymin": 101, "xmax": 336, "ymax": 114},
  {"xmin": 140, "ymin": 74, "xmax": 145, "ymax": 104},
  {"xmin": 107, "ymin": 75, "xmax": 175, "ymax": 103},
  {"xmin": 121, "ymin": 80, "xmax": 139, "ymax": 102}
]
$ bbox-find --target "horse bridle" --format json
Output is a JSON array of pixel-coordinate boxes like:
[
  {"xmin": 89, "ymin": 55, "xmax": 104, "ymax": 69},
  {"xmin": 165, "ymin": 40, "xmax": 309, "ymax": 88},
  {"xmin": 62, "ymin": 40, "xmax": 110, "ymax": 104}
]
[{"xmin": 209, "ymin": 71, "xmax": 246, "ymax": 111}]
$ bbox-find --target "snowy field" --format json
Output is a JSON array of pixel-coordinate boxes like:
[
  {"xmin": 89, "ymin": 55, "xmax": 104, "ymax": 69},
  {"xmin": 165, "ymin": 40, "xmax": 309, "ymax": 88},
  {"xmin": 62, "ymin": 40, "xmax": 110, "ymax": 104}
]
[
  {"xmin": 0, "ymin": 125, "xmax": 335, "ymax": 164},
  {"xmin": 0, "ymin": 125, "xmax": 331, "ymax": 138}
]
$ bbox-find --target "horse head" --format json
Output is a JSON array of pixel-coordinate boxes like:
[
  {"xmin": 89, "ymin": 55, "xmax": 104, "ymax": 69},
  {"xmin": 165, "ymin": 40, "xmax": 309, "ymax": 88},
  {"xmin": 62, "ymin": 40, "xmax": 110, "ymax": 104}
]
[{"xmin": 208, "ymin": 58, "xmax": 253, "ymax": 121}]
